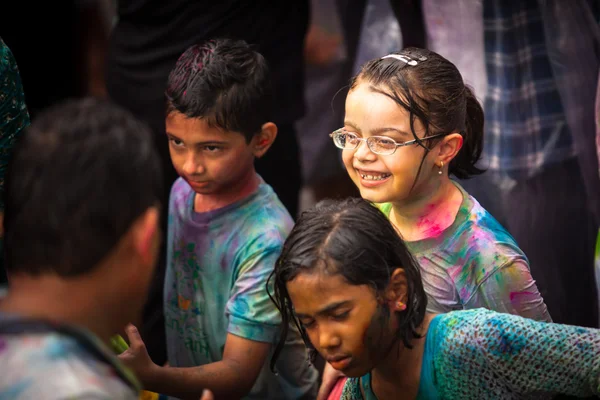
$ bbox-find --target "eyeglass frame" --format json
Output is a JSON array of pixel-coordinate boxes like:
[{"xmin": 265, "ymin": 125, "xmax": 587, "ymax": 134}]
[{"xmin": 329, "ymin": 128, "xmax": 450, "ymax": 155}]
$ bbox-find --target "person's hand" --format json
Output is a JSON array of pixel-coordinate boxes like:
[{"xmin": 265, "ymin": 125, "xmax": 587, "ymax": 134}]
[
  {"xmin": 200, "ymin": 389, "xmax": 213, "ymax": 400},
  {"xmin": 317, "ymin": 362, "xmax": 345, "ymax": 400},
  {"xmin": 118, "ymin": 324, "xmax": 159, "ymax": 385}
]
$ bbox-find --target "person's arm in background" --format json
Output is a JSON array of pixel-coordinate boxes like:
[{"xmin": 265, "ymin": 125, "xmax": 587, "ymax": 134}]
[{"xmin": 121, "ymin": 325, "xmax": 270, "ymax": 400}]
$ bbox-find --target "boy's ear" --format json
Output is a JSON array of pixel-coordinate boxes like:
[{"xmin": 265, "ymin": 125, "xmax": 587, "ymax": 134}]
[
  {"xmin": 252, "ymin": 122, "xmax": 277, "ymax": 158},
  {"xmin": 132, "ymin": 206, "xmax": 160, "ymax": 267}
]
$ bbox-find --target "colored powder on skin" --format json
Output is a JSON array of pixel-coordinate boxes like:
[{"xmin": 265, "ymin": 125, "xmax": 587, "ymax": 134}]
[
  {"xmin": 363, "ymin": 304, "xmax": 393, "ymax": 360},
  {"xmin": 415, "ymin": 202, "xmax": 454, "ymax": 239}
]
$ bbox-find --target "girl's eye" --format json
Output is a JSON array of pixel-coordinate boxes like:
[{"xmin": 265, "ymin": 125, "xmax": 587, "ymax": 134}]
[
  {"xmin": 332, "ymin": 311, "xmax": 350, "ymax": 321},
  {"xmin": 300, "ymin": 319, "xmax": 315, "ymax": 329},
  {"xmin": 345, "ymin": 133, "xmax": 360, "ymax": 146},
  {"xmin": 170, "ymin": 138, "xmax": 184, "ymax": 147}
]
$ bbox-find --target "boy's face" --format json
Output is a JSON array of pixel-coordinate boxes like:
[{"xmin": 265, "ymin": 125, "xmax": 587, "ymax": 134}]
[{"xmin": 166, "ymin": 112, "xmax": 257, "ymax": 196}]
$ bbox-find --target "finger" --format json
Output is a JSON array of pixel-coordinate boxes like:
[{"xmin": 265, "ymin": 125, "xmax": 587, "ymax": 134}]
[
  {"xmin": 200, "ymin": 389, "xmax": 214, "ymax": 400},
  {"xmin": 124, "ymin": 324, "xmax": 145, "ymax": 350}
]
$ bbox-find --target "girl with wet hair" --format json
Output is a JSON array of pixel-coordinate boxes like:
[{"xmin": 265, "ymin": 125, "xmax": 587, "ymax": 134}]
[{"xmin": 269, "ymin": 198, "xmax": 600, "ymax": 400}]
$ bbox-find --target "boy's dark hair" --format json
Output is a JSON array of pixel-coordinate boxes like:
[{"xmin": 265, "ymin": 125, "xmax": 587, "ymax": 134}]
[
  {"xmin": 165, "ymin": 38, "xmax": 273, "ymax": 142},
  {"xmin": 268, "ymin": 197, "xmax": 428, "ymax": 371},
  {"xmin": 4, "ymin": 97, "xmax": 163, "ymax": 277},
  {"xmin": 352, "ymin": 47, "xmax": 485, "ymax": 180}
]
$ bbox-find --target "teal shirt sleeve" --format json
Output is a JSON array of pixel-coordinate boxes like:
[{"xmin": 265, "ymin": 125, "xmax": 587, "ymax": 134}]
[
  {"xmin": 226, "ymin": 245, "xmax": 282, "ymax": 343},
  {"xmin": 0, "ymin": 37, "xmax": 29, "ymax": 210},
  {"xmin": 435, "ymin": 309, "xmax": 600, "ymax": 398}
]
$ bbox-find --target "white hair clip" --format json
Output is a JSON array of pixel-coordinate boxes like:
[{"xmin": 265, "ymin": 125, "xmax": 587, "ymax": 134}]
[{"xmin": 381, "ymin": 54, "xmax": 426, "ymax": 66}]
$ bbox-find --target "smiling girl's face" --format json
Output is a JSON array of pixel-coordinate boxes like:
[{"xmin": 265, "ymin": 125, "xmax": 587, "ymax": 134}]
[{"xmin": 342, "ymin": 81, "xmax": 440, "ymax": 204}]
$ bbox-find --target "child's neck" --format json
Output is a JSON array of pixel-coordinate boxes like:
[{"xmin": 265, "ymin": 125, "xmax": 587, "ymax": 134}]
[
  {"xmin": 0, "ymin": 276, "xmax": 122, "ymax": 344},
  {"xmin": 370, "ymin": 314, "xmax": 435, "ymax": 400},
  {"xmin": 389, "ymin": 178, "xmax": 463, "ymax": 242},
  {"xmin": 194, "ymin": 168, "xmax": 260, "ymax": 213}
]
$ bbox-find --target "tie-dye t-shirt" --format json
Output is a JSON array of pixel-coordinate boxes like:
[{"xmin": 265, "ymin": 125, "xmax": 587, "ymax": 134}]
[
  {"xmin": 0, "ymin": 313, "xmax": 139, "ymax": 399},
  {"xmin": 164, "ymin": 177, "xmax": 318, "ymax": 400},
  {"xmin": 379, "ymin": 182, "xmax": 551, "ymax": 322}
]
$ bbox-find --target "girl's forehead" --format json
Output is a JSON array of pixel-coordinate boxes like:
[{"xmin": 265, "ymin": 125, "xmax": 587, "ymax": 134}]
[
  {"xmin": 345, "ymin": 85, "xmax": 425, "ymax": 135},
  {"xmin": 286, "ymin": 271, "xmax": 376, "ymax": 314},
  {"xmin": 347, "ymin": 83, "xmax": 408, "ymax": 114},
  {"xmin": 288, "ymin": 270, "xmax": 347, "ymax": 291}
]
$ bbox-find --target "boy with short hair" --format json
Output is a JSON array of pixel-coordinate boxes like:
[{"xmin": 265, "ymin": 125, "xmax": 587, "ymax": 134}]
[
  {"xmin": 0, "ymin": 98, "xmax": 162, "ymax": 399},
  {"xmin": 119, "ymin": 39, "xmax": 318, "ymax": 399}
]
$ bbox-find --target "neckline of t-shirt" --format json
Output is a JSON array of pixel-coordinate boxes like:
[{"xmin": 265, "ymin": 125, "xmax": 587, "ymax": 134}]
[{"xmin": 187, "ymin": 180, "xmax": 266, "ymax": 224}]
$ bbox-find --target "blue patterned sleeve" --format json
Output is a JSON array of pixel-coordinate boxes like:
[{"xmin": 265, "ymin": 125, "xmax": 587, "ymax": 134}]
[
  {"xmin": 451, "ymin": 310, "xmax": 600, "ymax": 397},
  {"xmin": 0, "ymin": 38, "xmax": 29, "ymax": 210}
]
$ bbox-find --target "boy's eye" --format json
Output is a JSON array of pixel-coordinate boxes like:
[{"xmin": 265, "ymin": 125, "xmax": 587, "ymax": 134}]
[{"xmin": 203, "ymin": 145, "xmax": 221, "ymax": 152}]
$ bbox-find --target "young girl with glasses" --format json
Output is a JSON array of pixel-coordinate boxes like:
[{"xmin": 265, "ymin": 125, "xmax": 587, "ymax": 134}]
[
  {"xmin": 269, "ymin": 198, "xmax": 600, "ymax": 400},
  {"xmin": 322, "ymin": 46, "xmax": 552, "ymax": 399},
  {"xmin": 331, "ymin": 47, "xmax": 550, "ymax": 321}
]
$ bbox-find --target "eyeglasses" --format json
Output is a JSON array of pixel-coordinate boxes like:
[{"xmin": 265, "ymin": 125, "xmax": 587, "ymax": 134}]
[{"xmin": 329, "ymin": 129, "xmax": 448, "ymax": 155}]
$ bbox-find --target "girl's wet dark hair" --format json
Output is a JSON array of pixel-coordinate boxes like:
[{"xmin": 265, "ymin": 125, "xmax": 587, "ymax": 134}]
[
  {"xmin": 268, "ymin": 197, "xmax": 427, "ymax": 371},
  {"xmin": 351, "ymin": 47, "xmax": 484, "ymax": 180}
]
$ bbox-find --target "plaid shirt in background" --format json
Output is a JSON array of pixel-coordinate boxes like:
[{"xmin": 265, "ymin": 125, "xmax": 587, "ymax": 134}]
[{"xmin": 482, "ymin": 0, "xmax": 577, "ymax": 182}]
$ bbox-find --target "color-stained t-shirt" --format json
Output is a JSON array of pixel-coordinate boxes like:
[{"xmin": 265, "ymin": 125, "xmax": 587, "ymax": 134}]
[
  {"xmin": 164, "ymin": 177, "xmax": 318, "ymax": 400},
  {"xmin": 379, "ymin": 182, "xmax": 551, "ymax": 322},
  {"xmin": 0, "ymin": 313, "xmax": 140, "ymax": 400}
]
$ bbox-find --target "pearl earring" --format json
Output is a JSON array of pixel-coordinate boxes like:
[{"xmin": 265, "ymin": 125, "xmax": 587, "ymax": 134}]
[{"xmin": 438, "ymin": 161, "xmax": 444, "ymax": 175}]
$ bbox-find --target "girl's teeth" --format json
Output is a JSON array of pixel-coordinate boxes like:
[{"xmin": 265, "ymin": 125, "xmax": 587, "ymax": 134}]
[{"xmin": 361, "ymin": 173, "xmax": 389, "ymax": 181}]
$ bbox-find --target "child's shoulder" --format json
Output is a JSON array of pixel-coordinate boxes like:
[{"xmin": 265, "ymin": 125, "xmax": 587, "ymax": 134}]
[
  {"xmin": 168, "ymin": 177, "xmax": 194, "ymax": 208},
  {"xmin": 0, "ymin": 331, "xmax": 136, "ymax": 399},
  {"xmin": 221, "ymin": 183, "xmax": 294, "ymax": 253},
  {"xmin": 241, "ymin": 182, "xmax": 294, "ymax": 231},
  {"xmin": 451, "ymin": 185, "xmax": 524, "ymax": 260}
]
